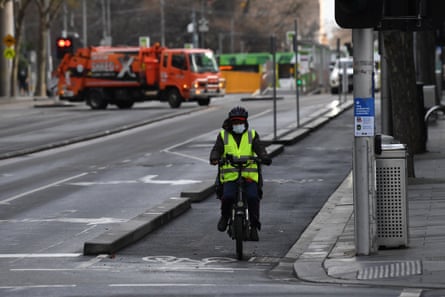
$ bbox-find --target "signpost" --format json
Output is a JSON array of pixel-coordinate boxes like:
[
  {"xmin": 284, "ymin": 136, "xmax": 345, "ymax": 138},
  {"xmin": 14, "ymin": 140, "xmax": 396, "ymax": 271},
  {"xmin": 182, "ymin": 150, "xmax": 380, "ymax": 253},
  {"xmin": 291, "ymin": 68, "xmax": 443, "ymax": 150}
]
[
  {"xmin": 3, "ymin": 34, "xmax": 15, "ymax": 48},
  {"xmin": 352, "ymin": 28, "xmax": 377, "ymax": 256},
  {"xmin": 3, "ymin": 34, "xmax": 15, "ymax": 60},
  {"xmin": 3, "ymin": 48, "xmax": 15, "ymax": 59},
  {"xmin": 354, "ymin": 97, "xmax": 375, "ymax": 136}
]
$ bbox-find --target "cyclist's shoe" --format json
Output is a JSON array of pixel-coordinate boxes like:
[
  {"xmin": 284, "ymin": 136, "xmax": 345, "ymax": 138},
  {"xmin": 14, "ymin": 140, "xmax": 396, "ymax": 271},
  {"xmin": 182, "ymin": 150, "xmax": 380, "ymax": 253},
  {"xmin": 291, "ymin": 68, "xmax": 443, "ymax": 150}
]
[
  {"xmin": 249, "ymin": 227, "xmax": 259, "ymax": 241},
  {"xmin": 217, "ymin": 216, "xmax": 229, "ymax": 232}
]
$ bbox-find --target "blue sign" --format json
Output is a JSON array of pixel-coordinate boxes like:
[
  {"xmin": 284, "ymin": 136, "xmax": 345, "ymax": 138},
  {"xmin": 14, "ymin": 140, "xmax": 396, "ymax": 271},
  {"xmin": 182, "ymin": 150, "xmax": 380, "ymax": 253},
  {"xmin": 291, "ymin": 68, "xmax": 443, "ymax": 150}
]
[
  {"xmin": 354, "ymin": 98, "xmax": 375, "ymax": 117},
  {"xmin": 354, "ymin": 97, "xmax": 375, "ymax": 137}
]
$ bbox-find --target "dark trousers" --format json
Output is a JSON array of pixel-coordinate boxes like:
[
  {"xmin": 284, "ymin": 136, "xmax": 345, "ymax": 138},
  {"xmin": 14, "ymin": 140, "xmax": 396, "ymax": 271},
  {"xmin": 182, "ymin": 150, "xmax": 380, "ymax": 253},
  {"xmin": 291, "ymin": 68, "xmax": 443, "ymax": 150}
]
[{"xmin": 220, "ymin": 180, "xmax": 261, "ymax": 229}]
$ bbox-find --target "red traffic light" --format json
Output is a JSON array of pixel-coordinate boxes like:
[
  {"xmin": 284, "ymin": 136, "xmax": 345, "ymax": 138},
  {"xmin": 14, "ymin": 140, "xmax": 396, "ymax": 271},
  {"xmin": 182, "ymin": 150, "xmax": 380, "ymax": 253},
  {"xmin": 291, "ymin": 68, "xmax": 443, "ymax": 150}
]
[
  {"xmin": 56, "ymin": 37, "xmax": 74, "ymax": 59},
  {"xmin": 56, "ymin": 37, "xmax": 72, "ymax": 48}
]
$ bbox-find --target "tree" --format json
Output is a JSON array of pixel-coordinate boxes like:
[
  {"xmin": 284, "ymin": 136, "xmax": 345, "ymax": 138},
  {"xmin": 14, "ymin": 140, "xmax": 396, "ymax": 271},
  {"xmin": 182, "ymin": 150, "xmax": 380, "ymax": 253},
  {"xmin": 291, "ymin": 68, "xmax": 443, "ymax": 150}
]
[
  {"xmin": 382, "ymin": 30, "xmax": 426, "ymax": 177},
  {"xmin": 10, "ymin": 0, "xmax": 32, "ymax": 97},
  {"xmin": 33, "ymin": 0, "xmax": 63, "ymax": 97},
  {"xmin": 415, "ymin": 31, "xmax": 437, "ymax": 102}
]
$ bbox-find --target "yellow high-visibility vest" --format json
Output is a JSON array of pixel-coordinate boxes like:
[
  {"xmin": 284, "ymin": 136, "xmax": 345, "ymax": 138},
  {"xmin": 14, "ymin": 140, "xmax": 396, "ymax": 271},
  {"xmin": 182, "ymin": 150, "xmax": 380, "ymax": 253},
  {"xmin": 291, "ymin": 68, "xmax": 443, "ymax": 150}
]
[{"xmin": 219, "ymin": 129, "xmax": 259, "ymax": 183}]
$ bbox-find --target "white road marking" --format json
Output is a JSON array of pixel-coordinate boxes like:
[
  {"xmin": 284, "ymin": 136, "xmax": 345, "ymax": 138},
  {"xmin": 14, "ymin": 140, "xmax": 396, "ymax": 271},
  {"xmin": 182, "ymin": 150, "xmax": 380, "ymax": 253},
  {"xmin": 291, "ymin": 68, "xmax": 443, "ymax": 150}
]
[
  {"xmin": 110, "ymin": 283, "xmax": 216, "ymax": 287},
  {"xmin": 140, "ymin": 175, "xmax": 201, "ymax": 185},
  {"xmin": 68, "ymin": 180, "xmax": 138, "ymax": 186},
  {"xmin": 76, "ymin": 254, "xmax": 108, "ymax": 269},
  {"xmin": 110, "ymin": 281, "xmax": 277, "ymax": 288},
  {"xmin": 163, "ymin": 150, "xmax": 209, "ymax": 163},
  {"xmin": 0, "ymin": 172, "xmax": 88, "ymax": 205},
  {"xmin": 160, "ymin": 108, "xmax": 271, "ymax": 163},
  {"xmin": 0, "ymin": 253, "xmax": 81, "ymax": 258},
  {"xmin": 0, "ymin": 285, "xmax": 76, "ymax": 289},
  {"xmin": 399, "ymin": 289, "xmax": 423, "ymax": 297},
  {"xmin": 68, "ymin": 174, "xmax": 202, "ymax": 186},
  {"xmin": 0, "ymin": 217, "xmax": 127, "ymax": 225}
]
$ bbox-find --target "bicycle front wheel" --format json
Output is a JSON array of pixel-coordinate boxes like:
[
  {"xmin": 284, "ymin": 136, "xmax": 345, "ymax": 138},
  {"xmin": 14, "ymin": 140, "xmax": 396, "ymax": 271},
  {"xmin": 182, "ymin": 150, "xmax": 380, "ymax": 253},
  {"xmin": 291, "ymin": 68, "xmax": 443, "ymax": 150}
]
[{"xmin": 234, "ymin": 215, "xmax": 244, "ymax": 260}]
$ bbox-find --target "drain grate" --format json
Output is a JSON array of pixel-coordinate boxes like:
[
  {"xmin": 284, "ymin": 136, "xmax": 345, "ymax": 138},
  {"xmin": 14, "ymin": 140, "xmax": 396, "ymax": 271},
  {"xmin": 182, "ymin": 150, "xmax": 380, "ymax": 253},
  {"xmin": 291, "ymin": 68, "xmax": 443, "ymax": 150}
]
[{"xmin": 357, "ymin": 260, "xmax": 422, "ymax": 280}]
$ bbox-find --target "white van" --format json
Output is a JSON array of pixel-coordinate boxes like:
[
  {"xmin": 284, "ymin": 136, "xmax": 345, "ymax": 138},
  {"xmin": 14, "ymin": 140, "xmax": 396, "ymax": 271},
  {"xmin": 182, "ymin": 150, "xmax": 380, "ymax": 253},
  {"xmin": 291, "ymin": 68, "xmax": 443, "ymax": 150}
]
[{"xmin": 329, "ymin": 57, "xmax": 353, "ymax": 94}]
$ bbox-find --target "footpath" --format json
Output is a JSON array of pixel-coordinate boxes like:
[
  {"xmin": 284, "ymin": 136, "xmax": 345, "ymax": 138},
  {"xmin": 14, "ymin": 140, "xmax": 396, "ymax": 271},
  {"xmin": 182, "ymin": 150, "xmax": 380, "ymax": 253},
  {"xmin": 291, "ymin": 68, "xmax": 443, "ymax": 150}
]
[{"xmin": 291, "ymin": 111, "xmax": 445, "ymax": 291}]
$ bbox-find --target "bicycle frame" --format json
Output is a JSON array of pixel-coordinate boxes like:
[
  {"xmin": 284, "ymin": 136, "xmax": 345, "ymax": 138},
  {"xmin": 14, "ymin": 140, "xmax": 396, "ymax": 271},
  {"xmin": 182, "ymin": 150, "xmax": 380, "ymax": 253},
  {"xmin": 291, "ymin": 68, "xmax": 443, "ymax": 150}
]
[{"xmin": 219, "ymin": 155, "xmax": 260, "ymax": 260}]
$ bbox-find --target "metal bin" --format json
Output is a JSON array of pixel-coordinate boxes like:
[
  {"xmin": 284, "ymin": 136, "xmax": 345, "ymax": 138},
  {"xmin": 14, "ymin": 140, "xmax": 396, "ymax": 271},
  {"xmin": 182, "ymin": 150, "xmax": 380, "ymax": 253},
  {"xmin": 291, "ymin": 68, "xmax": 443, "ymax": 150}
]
[{"xmin": 375, "ymin": 143, "xmax": 409, "ymax": 248}]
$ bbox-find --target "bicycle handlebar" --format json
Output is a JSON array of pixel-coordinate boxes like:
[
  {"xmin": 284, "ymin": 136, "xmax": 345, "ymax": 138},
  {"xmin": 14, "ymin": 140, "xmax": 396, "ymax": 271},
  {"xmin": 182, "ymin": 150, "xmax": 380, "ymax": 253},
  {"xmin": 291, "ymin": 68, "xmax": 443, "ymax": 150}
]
[{"xmin": 218, "ymin": 155, "xmax": 264, "ymax": 168}]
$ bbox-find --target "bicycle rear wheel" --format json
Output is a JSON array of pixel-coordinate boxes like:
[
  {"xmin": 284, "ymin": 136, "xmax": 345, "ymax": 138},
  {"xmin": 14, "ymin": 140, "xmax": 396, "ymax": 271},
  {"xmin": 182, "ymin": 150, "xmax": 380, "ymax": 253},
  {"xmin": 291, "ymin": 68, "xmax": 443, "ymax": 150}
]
[{"xmin": 234, "ymin": 215, "xmax": 244, "ymax": 260}]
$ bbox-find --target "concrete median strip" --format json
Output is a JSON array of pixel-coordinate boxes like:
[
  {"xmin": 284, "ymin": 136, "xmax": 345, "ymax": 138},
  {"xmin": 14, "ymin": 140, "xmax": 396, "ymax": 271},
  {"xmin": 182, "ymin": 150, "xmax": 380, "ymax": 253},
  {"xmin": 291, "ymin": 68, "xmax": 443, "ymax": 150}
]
[
  {"xmin": 83, "ymin": 197, "xmax": 190, "ymax": 255},
  {"xmin": 180, "ymin": 180, "xmax": 216, "ymax": 202}
]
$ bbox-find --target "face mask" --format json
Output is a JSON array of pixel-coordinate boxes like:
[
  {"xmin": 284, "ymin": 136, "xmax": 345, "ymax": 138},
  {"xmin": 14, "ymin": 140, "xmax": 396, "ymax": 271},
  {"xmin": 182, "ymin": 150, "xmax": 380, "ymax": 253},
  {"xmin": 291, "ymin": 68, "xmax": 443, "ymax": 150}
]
[{"xmin": 232, "ymin": 124, "xmax": 245, "ymax": 134}]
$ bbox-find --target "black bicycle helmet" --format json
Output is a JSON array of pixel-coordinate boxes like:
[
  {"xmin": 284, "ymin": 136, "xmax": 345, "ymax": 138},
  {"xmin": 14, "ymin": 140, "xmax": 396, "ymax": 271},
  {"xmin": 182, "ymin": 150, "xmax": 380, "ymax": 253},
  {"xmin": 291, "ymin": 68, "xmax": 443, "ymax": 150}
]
[{"xmin": 228, "ymin": 106, "xmax": 248, "ymax": 121}]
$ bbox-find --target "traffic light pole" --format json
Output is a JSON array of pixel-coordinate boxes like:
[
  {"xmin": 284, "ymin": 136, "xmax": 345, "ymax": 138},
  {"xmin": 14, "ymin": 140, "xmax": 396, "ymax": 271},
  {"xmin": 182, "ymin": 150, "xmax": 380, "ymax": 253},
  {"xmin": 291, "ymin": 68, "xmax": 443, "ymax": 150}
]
[{"xmin": 352, "ymin": 28, "xmax": 378, "ymax": 256}]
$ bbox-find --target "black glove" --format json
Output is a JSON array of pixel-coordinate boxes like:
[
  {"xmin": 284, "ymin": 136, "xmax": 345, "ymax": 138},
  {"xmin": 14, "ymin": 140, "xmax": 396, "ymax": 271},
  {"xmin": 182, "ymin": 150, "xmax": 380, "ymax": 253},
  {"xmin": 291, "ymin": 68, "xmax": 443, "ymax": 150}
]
[{"xmin": 261, "ymin": 157, "xmax": 272, "ymax": 166}]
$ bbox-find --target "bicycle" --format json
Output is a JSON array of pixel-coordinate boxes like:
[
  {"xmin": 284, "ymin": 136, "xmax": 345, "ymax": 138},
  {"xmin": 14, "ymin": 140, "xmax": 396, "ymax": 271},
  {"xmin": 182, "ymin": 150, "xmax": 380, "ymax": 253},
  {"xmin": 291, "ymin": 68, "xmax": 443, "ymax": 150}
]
[{"xmin": 218, "ymin": 155, "xmax": 265, "ymax": 260}]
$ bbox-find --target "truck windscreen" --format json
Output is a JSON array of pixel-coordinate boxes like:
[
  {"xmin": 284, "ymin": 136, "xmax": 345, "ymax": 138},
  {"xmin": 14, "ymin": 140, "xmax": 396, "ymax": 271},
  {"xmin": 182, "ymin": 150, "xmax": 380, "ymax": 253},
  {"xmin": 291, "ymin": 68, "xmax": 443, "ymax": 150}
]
[{"xmin": 189, "ymin": 52, "xmax": 219, "ymax": 73}]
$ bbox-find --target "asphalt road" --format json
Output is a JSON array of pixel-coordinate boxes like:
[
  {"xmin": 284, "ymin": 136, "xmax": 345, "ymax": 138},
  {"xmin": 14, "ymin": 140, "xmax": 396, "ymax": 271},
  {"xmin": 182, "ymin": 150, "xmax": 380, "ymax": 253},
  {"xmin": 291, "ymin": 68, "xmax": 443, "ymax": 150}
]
[{"xmin": 0, "ymin": 94, "xmax": 405, "ymax": 296}]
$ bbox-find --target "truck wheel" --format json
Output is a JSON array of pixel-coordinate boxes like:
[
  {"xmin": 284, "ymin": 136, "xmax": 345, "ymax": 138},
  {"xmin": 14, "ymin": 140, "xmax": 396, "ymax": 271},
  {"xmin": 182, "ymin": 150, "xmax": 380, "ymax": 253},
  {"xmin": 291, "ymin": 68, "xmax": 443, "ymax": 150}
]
[
  {"xmin": 87, "ymin": 89, "xmax": 108, "ymax": 110},
  {"xmin": 167, "ymin": 89, "xmax": 182, "ymax": 108},
  {"xmin": 197, "ymin": 98, "xmax": 210, "ymax": 106}
]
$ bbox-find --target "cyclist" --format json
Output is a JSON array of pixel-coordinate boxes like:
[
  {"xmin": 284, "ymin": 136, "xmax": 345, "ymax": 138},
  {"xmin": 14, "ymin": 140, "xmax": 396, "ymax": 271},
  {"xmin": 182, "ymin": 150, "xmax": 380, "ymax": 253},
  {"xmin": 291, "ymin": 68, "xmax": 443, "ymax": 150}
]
[{"xmin": 210, "ymin": 106, "xmax": 271, "ymax": 241}]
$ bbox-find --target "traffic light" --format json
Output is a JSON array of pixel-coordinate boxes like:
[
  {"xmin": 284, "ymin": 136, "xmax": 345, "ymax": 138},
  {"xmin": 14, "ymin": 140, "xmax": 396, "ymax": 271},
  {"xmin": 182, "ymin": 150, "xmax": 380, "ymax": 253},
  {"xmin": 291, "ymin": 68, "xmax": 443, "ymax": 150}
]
[
  {"xmin": 335, "ymin": 0, "xmax": 383, "ymax": 29},
  {"xmin": 297, "ymin": 76, "xmax": 302, "ymax": 87},
  {"xmin": 56, "ymin": 37, "xmax": 73, "ymax": 59}
]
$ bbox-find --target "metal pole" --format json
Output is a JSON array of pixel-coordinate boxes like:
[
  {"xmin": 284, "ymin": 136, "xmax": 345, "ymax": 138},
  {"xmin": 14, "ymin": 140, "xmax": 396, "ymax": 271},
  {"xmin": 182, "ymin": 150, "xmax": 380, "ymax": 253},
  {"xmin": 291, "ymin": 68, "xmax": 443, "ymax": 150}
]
[
  {"xmin": 160, "ymin": 0, "xmax": 165, "ymax": 46},
  {"xmin": 342, "ymin": 62, "xmax": 348, "ymax": 103},
  {"xmin": 379, "ymin": 32, "xmax": 392, "ymax": 135},
  {"xmin": 294, "ymin": 19, "xmax": 300, "ymax": 128},
  {"xmin": 101, "ymin": 0, "xmax": 106, "ymax": 40},
  {"xmin": 62, "ymin": 1, "xmax": 68, "ymax": 36},
  {"xmin": 0, "ymin": 0, "xmax": 14, "ymax": 96},
  {"xmin": 337, "ymin": 38, "xmax": 341, "ymax": 105},
  {"xmin": 271, "ymin": 35, "xmax": 277, "ymax": 141},
  {"xmin": 230, "ymin": 18, "xmax": 234, "ymax": 53},
  {"xmin": 192, "ymin": 6, "xmax": 198, "ymax": 48},
  {"xmin": 352, "ymin": 28, "xmax": 377, "ymax": 256},
  {"xmin": 107, "ymin": 0, "xmax": 111, "ymax": 40},
  {"xmin": 82, "ymin": 0, "xmax": 87, "ymax": 46}
]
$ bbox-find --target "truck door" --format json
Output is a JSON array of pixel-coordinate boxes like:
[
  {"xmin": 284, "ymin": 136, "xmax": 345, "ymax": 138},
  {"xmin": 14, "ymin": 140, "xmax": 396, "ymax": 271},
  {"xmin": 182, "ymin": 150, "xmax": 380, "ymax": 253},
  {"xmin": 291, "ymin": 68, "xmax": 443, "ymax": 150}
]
[{"xmin": 161, "ymin": 51, "xmax": 190, "ymax": 98}]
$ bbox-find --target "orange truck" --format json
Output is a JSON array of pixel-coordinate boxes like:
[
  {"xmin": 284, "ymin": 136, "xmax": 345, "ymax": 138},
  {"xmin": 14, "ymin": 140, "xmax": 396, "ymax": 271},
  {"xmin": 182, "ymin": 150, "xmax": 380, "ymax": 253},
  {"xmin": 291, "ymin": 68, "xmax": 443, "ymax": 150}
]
[{"xmin": 56, "ymin": 44, "xmax": 225, "ymax": 109}]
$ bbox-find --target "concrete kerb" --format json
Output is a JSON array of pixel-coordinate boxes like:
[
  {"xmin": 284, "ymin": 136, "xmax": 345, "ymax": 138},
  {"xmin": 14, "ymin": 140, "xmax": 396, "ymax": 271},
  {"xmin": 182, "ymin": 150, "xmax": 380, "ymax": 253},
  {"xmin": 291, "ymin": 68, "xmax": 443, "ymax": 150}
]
[
  {"xmin": 81, "ymin": 100, "xmax": 354, "ymax": 256},
  {"xmin": 241, "ymin": 96, "xmax": 284, "ymax": 101},
  {"xmin": 0, "ymin": 108, "xmax": 204, "ymax": 160},
  {"xmin": 290, "ymin": 173, "xmax": 354, "ymax": 284},
  {"xmin": 83, "ymin": 197, "xmax": 191, "ymax": 255},
  {"xmin": 262, "ymin": 100, "xmax": 353, "ymax": 145}
]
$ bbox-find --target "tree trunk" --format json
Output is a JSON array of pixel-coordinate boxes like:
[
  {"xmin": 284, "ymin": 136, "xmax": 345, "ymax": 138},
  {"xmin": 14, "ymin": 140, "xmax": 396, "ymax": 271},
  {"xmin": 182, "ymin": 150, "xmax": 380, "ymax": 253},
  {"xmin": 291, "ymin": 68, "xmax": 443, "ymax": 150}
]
[
  {"xmin": 35, "ymin": 18, "xmax": 48, "ymax": 97},
  {"xmin": 11, "ymin": 0, "xmax": 32, "ymax": 97},
  {"xmin": 415, "ymin": 31, "xmax": 438, "ymax": 104},
  {"xmin": 382, "ymin": 30, "xmax": 426, "ymax": 177}
]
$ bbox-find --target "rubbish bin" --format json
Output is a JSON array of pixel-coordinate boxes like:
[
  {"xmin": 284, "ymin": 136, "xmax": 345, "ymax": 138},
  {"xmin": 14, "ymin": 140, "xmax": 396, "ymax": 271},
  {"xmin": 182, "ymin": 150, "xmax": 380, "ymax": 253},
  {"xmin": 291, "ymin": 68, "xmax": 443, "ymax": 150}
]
[{"xmin": 375, "ymin": 141, "xmax": 409, "ymax": 248}]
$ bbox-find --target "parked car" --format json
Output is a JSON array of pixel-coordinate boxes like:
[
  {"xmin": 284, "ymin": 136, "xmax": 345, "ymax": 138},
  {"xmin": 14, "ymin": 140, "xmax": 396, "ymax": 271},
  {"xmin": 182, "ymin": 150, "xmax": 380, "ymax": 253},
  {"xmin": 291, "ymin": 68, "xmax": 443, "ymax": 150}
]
[{"xmin": 329, "ymin": 57, "xmax": 353, "ymax": 94}]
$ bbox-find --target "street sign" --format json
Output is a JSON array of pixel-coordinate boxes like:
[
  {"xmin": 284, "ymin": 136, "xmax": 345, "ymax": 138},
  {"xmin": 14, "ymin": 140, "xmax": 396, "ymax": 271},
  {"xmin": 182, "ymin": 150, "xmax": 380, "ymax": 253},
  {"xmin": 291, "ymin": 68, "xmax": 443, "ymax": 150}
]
[
  {"xmin": 286, "ymin": 31, "xmax": 295, "ymax": 45},
  {"xmin": 354, "ymin": 97, "xmax": 375, "ymax": 137},
  {"xmin": 139, "ymin": 36, "xmax": 150, "ymax": 48},
  {"xmin": 3, "ymin": 48, "xmax": 15, "ymax": 59},
  {"xmin": 3, "ymin": 34, "xmax": 15, "ymax": 47},
  {"xmin": 198, "ymin": 18, "xmax": 209, "ymax": 32}
]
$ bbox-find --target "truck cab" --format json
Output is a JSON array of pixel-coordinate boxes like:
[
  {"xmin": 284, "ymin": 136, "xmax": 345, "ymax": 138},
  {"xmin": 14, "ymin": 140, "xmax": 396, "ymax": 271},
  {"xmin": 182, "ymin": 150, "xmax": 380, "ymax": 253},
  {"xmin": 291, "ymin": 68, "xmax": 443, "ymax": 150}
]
[{"xmin": 159, "ymin": 49, "xmax": 225, "ymax": 108}]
